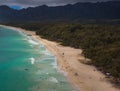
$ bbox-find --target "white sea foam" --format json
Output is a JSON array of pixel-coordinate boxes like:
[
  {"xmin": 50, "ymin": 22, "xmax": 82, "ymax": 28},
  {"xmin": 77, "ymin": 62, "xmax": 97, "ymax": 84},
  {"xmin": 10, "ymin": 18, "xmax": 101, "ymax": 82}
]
[
  {"xmin": 28, "ymin": 39, "xmax": 39, "ymax": 45},
  {"xmin": 18, "ymin": 31, "xmax": 26, "ymax": 36},
  {"xmin": 44, "ymin": 52, "xmax": 51, "ymax": 55},
  {"xmin": 40, "ymin": 49, "xmax": 54, "ymax": 56},
  {"xmin": 29, "ymin": 57, "xmax": 35, "ymax": 64},
  {"xmin": 51, "ymin": 58, "xmax": 57, "ymax": 69},
  {"xmin": 46, "ymin": 73, "xmax": 49, "ymax": 75},
  {"xmin": 49, "ymin": 77, "xmax": 58, "ymax": 83},
  {"xmin": 38, "ymin": 57, "xmax": 55, "ymax": 62},
  {"xmin": 38, "ymin": 44, "xmax": 44, "ymax": 48},
  {"xmin": 59, "ymin": 70, "xmax": 68, "ymax": 77},
  {"xmin": 36, "ymin": 70, "xmax": 49, "ymax": 75},
  {"xmin": 51, "ymin": 62, "xmax": 57, "ymax": 69},
  {"xmin": 40, "ymin": 49, "xmax": 52, "ymax": 55}
]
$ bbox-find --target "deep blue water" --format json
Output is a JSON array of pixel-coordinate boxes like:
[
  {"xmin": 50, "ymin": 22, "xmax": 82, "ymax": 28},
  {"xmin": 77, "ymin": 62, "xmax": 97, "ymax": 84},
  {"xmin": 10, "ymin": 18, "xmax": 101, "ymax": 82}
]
[{"xmin": 0, "ymin": 26, "xmax": 74, "ymax": 91}]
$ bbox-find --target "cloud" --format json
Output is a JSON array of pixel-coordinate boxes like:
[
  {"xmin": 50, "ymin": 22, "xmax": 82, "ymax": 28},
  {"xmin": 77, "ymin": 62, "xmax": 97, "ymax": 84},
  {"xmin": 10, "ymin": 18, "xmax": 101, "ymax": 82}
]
[{"xmin": 0, "ymin": 0, "xmax": 114, "ymax": 7}]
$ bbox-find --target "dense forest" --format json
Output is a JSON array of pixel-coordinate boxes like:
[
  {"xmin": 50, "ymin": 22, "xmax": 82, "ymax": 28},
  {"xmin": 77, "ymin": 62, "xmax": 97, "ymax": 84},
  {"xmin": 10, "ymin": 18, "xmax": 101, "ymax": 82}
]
[{"xmin": 3, "ymin": 22, "xmax": 120, "ymax": 86}]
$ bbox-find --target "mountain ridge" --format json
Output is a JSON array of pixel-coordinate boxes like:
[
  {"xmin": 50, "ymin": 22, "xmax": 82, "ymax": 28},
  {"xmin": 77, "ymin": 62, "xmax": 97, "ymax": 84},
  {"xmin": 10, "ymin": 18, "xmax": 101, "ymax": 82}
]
[{"xmin": 0, "ymin": 1, "xmax": 120, "ymax": 22}]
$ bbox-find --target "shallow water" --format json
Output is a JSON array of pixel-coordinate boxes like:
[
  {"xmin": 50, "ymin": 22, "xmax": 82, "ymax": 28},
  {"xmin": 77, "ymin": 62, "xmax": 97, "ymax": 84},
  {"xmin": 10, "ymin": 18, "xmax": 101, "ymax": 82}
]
[{"xmin": 0, "ymin": 26, "xmax": 75, "ymax": 91}]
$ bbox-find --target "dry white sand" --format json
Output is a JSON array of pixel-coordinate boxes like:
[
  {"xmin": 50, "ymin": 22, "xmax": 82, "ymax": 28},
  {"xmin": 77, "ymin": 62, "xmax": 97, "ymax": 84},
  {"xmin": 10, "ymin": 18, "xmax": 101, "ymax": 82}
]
[{"xmin": 1, "ymin": 25, "xmax": 119, "ymax": 91}]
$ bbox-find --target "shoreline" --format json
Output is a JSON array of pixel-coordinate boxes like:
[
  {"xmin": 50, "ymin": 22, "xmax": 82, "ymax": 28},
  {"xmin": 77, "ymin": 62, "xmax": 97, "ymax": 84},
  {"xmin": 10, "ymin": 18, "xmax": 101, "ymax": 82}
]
[{"xmin": 0, "ymin": 25, "xmax": 119, "ymax": 91}]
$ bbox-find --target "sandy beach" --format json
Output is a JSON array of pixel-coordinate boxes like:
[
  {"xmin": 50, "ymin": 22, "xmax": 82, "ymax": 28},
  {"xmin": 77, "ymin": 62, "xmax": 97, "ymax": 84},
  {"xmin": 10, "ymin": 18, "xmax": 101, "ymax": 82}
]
[{"xmin": 1, "ymin": 25, "xmax": 119, "ymax": 91}]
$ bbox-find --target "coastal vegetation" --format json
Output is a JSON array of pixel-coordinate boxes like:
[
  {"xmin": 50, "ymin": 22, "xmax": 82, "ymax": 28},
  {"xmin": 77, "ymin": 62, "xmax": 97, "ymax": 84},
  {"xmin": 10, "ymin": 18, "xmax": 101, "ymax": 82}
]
[{"xmin": 3, "ymin": 22, "xmax": 120, "ymax": 86}]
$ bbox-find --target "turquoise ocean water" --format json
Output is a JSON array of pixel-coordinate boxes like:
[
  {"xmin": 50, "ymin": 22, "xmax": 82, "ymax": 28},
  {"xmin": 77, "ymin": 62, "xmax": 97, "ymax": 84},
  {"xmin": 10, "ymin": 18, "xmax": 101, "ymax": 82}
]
[{"xmin": 0, "ymin": 26, "xmax": 75, "ymax": 91}]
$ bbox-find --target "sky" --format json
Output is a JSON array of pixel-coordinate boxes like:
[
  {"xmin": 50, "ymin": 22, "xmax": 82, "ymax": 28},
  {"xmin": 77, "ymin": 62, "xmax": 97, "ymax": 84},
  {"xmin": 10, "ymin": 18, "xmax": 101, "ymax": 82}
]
[
  {"xmin": 0, "ymin": 0, "xmax": 115, "ymax": 9},
  {"xmin": 9, "ymin": 5, "xmax": 22, "ymax": 10}
]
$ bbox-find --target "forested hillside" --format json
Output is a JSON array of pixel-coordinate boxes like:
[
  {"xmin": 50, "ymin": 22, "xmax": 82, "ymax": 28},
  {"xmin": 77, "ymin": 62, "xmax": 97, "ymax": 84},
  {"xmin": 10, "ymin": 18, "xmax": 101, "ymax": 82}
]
[
  {"xmin": 4, "ymin": 22, "xmax": 120, "ymax": 86},
  {"xmin": 0, "ymin": 1, "xmax": 120, "ymax": 22}
]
